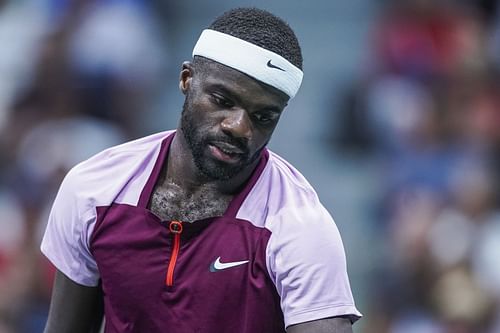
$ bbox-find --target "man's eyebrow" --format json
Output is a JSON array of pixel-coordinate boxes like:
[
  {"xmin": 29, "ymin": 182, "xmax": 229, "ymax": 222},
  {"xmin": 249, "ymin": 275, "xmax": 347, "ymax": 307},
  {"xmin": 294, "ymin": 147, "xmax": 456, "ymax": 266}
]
[
  {"xmin": 207, "ymin": 83, "xmax": 284, "ymax": 113},
  {"xmin": 206, "ymin": 83, "xmax": 239, "ymax": 101}
]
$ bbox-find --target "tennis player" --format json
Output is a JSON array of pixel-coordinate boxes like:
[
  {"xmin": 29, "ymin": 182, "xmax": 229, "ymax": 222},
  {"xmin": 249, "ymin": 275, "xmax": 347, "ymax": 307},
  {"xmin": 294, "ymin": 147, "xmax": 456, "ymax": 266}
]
[{"xmin": 41, "ymin": 7, "xmax": 361, "ymax": 333}]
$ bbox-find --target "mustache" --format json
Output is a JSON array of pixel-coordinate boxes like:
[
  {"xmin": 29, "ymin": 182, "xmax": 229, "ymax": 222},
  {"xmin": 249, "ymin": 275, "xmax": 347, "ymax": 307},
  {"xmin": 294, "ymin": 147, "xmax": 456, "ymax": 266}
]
[{"xmin": 205, "ymin": 135, "xmax": 249, "ymax": 154}]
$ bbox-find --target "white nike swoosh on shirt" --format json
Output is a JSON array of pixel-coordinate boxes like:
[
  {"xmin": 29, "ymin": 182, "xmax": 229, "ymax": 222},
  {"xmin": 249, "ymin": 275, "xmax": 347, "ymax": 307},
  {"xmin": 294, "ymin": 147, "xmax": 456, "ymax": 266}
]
[{"xmin": 209, "ymin": 256, "xmax": 249, "ymax": 272}]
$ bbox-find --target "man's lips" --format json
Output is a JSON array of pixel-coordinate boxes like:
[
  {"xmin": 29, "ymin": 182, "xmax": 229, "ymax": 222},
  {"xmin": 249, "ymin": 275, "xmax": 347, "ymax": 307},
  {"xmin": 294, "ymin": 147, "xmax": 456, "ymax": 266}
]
[
  {"xmin": 210, "ymin": 141, "xmax": 246, "ymax": 155},
  {"xmin": 208, "ymin": 141, "xmax": 247, "ymax": 162}
]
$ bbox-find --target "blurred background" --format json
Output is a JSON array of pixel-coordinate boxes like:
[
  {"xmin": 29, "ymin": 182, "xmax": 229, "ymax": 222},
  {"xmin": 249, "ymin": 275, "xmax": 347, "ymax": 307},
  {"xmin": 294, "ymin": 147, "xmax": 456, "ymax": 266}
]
[{"xmin": 0, "ymin": 0, "xmax": 499, "ymax": 332}]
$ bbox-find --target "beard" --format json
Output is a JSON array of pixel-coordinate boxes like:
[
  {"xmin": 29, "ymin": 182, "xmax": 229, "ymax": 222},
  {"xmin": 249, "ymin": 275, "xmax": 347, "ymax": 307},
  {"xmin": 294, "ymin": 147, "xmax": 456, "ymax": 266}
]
[{"xmin": 180, "ymin": 98, "xmax": 263, "ymax": 181}]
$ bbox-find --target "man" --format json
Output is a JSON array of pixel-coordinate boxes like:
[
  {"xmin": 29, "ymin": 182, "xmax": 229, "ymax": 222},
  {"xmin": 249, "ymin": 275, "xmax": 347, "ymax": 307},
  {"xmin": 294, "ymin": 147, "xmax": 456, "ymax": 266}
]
[{"xmin": 41, "ymin": 7, "xmax": 362, "ymax": 333}]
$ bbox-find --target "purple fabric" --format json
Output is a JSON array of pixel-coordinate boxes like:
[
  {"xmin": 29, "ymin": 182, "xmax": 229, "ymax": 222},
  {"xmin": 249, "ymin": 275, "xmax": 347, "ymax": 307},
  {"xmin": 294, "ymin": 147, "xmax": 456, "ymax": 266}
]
[
  {"xmin": 89, "ymin": 134, "xmax": 284, "ymax": 332},
  {"xmin": 90, "ymin": 204, "xmax": 284, "ymax": 332}
]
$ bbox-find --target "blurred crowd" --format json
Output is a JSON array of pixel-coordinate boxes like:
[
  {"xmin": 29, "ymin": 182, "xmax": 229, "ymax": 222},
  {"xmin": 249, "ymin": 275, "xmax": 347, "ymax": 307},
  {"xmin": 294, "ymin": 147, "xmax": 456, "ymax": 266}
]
[
  {"xmin": 335, "ymin": 1, "xmax": 500, "ymax": 332},
  {"xmin": 0, "ymin": 0, "xmax": 168, "ymax": 331},
  {"xmin": 0, "ymin": 0, "xmax": 499, "ymax": 332}
]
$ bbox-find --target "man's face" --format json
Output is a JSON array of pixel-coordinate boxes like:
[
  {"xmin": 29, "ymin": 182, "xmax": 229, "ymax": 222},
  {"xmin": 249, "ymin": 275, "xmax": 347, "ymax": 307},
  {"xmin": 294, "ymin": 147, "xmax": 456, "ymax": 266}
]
[{"xmin": 179, "ymin": 59, "xmax": 289, "ymax": 180}]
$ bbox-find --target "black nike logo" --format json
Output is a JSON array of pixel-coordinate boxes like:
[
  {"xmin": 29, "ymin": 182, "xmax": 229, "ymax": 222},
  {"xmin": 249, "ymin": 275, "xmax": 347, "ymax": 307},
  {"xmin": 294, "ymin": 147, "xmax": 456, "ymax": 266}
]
[{"xmin": 266, "ymin": 60, "xmax": 285, "ymax": 71}]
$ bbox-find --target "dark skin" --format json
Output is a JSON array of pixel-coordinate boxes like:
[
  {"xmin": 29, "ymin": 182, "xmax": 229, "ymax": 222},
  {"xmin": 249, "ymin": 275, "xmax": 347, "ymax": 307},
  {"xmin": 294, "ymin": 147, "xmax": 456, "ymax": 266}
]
[
  {"xmin": 172, "ymin": 60, "xmax": 287, "ymax": 194},
  {"xmin": 43, "ymin": 60, "xmax": 353, "ymax": 333},
  {"xmin": 44, "ymin": 272, "xmax": 103, "ymax": 333}
]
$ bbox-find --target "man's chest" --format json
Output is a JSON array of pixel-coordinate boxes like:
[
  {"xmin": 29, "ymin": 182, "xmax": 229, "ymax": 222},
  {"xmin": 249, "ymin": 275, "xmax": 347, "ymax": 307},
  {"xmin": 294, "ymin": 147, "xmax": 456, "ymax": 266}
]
[
  {"xmin": 89, "ymin": 203, "xmax": 284, "ymax": 332},
  {"xmin": 148, "ymin": 182, "xmax": 233, "ymax": 222}
]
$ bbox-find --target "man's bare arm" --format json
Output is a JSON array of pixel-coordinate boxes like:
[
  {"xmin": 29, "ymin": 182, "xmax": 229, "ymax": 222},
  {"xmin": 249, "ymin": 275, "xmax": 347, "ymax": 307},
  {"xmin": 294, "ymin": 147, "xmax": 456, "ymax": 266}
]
[
  {"xmin": 287, "ymin": 317, "xmax": 353, "ymax": 333},
  {"xmin": 44, "ymin": 269, "xmax": 103, "ymax": 333}
]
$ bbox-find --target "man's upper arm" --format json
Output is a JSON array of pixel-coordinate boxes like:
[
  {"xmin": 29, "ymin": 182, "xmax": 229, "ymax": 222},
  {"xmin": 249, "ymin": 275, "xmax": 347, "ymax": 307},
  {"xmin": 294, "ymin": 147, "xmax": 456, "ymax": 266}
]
[
  {"xmin": 44, "ymin": 270, "xmax": 103, "ymax": 333},
  {"xmin": 41, "ymin": 165, "xmax": 101, "ymax": 286},
  {"xmin": 286, "ymin": 317, "xmax": 353, "ymax": 333},
  {"xmin": 267, "ymin": 203, "xmax": 362, "ymax": 327}
]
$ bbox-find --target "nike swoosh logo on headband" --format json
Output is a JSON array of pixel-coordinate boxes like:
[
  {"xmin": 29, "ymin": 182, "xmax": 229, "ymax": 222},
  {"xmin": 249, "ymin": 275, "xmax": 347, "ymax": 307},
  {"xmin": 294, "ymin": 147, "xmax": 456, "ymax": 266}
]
[{"xmin": 267, "ymin": 60, "xmax": 285, "ymax": 71}]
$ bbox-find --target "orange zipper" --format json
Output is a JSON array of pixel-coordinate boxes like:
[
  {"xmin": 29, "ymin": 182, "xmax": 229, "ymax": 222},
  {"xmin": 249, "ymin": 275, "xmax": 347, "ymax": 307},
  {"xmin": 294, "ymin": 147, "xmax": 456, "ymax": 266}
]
[{"xmin": 166, "ymin": 220, "xmax": 183, "ymax": 286}]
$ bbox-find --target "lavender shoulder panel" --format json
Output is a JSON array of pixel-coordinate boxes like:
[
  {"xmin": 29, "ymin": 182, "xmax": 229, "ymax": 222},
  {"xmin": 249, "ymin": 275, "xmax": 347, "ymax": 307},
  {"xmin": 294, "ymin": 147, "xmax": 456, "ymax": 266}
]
[
  {"xmin": 40, "ymin": 131, "xmax": 173, "ymax": 286},
  {"xmin": 237, "ymin": 151, "xmax": 362, "ymax": 327}
]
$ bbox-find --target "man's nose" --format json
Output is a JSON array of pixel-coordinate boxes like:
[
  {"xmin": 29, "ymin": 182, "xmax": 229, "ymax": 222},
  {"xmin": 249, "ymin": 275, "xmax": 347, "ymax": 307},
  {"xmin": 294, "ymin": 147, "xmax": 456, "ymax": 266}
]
[{"xmin": 220, "ymin": 108, "xmax": 252, "ymax": 139}]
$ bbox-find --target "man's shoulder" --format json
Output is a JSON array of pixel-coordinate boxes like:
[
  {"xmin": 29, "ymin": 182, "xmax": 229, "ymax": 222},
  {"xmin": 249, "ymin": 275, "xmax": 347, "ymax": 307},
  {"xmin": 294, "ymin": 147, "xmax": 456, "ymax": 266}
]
[
  {"xmin": 89, "ymin": 130, "xmax": 175, "ymax": 161},
  {"xmin": 72, "ymin": 130, "xmax": 173, "ymax": 174},
  {"xmin": 266, "ymin": 151, "xmax": 326, "ymax": 218},
  {"xmin": 60, "ymin": 130, "xmax": 174, "ymax": 206},
  {"xmin": 237, "ymin": 150, "xmax": 325, "ymax": 226},
  {"xmin": 265, "ymin": 150, "xmax": 317, "ymax": 196}
]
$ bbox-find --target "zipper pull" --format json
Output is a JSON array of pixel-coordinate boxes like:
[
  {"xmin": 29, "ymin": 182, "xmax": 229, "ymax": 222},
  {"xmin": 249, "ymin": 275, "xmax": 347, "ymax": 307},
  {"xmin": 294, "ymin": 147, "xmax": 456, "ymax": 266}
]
[
  {"xmin": 169, "ymin": 220, "xmax": 183, "ymax": 234},
  {"xmin": 166, "ymin": 221, "xmax": 183, "ymax": 286}
]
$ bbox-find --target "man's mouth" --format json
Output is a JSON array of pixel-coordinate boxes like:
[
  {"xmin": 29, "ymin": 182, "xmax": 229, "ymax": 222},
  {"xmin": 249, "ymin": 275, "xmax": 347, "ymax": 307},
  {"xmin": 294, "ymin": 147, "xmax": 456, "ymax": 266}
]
[
  {"xmin": 211, "ymin": 141, "xmax": 245, "ymax": 154},
  {"xmin": 208, "ymin": 142, "xmax": 246, "ymax": 162}
]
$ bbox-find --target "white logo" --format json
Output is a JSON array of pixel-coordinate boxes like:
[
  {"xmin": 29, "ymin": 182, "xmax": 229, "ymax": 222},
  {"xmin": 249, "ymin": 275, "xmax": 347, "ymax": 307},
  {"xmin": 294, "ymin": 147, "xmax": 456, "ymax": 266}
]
[{"xmin": 209, "ymin": 256, "xmax": 249, "ymax": 272}]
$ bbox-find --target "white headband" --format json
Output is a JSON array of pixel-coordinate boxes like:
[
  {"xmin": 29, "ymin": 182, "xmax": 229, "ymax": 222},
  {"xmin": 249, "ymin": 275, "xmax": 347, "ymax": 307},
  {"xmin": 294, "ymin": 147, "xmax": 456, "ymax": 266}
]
[{"xmin": 192, "ymin": 29, "xmax": 303, "ymax": 98}]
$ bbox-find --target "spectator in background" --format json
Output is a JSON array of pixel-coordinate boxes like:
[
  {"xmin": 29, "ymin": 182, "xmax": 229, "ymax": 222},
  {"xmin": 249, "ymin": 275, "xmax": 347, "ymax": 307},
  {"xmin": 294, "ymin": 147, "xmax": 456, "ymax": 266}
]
[
  {"xmin": 331, "ymin": 0, "xmax": 500, "ymax": 332},
  {"xmin": 0, "ymin": 0, "xmax": 167, "ymax": 331}
]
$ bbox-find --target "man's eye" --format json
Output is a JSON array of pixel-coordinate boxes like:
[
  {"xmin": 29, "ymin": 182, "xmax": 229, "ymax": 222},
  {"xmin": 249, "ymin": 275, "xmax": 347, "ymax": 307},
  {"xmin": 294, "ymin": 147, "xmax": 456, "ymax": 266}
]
[
  {"xmin": 253, "ymin": 113, "xmax": 278, "ymax": 124},
  {"xmin": 212, "ymin": 94, "xmax": 233, "ymax": 108}
]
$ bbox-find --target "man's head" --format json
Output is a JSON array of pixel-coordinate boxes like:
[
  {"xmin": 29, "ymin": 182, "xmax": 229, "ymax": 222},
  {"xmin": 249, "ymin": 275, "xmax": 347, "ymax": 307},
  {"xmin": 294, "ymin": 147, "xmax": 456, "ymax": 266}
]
[
  {"xmin": 179, "ymin": 8, "xmax": 303, "ymax": 181},
  {"xmin": 205, "ymin": 7, "xmax": 302, "ymax": 71}
]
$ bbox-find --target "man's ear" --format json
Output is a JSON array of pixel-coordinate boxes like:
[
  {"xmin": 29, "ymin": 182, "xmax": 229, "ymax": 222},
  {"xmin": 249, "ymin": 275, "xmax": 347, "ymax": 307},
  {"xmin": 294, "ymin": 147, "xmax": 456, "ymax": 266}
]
[{"xmin": 179, "ymin": 61, "xmax": 194, "ymax": 94}]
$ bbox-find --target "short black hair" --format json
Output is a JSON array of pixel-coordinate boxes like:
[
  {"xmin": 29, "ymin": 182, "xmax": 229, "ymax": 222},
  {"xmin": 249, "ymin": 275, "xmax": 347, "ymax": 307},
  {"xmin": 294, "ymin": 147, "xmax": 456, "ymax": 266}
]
[{"xmin": 207, "ymin": 7, "xmax": 303, "ymax": 70}]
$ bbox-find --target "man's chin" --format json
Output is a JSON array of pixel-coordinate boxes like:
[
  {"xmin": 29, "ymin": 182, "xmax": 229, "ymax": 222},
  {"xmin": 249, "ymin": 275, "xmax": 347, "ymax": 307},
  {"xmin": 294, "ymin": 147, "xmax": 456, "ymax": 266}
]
[
  {"xmin": 191, "ymin": 152, "xmax": 241, "ymax": 181},
  {"xmin": 197, "ymin": 163, "xmax": 243, "ymax": 181},
  {"xmin": 191, "ymin": 143, "xmax": 262, "ymax": 181}
]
